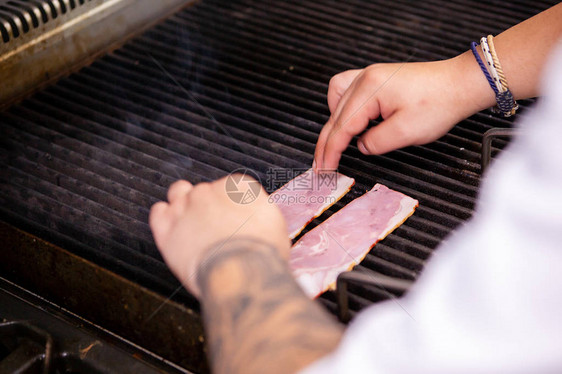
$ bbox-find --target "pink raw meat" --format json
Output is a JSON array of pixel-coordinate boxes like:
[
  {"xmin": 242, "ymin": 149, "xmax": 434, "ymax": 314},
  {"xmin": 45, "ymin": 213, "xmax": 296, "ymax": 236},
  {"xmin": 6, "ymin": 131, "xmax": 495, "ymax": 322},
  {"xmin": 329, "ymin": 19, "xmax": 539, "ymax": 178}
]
[
  {"xmin": 289, "ymin": 184, "xmax": 418, "ymax": 298},
  {"xmin": 271, "ymin": 169, "xmax": 355, "ymax": 239}
]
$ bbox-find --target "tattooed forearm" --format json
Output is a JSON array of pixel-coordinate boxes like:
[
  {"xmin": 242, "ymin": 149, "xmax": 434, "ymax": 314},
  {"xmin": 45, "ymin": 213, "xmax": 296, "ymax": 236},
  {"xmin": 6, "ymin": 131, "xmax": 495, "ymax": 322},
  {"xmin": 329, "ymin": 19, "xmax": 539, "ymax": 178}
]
[{"xmin": 197, "ymin": 238, "xmax": 344, "ymax": 374}]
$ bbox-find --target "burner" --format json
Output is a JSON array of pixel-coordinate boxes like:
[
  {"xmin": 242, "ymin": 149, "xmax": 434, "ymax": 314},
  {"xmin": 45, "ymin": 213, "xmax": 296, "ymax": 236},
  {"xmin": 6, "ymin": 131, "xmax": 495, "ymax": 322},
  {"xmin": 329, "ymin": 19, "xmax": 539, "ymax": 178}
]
[{"xmin": 0, "ymin": 277, "xmax": 192, "ymax": 374}]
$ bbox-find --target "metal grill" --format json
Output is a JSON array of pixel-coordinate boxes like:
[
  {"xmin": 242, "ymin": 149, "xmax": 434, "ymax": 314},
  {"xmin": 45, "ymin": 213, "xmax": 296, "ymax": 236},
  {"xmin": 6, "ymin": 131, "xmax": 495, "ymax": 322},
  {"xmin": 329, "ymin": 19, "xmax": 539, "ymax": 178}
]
[
  {"xmin": 0, "ymin": 0, "xmax": 93, "ymax": 43},
  {"xmin": 0, "ymin": 0, "xmax": 556, "ymax": 322}
]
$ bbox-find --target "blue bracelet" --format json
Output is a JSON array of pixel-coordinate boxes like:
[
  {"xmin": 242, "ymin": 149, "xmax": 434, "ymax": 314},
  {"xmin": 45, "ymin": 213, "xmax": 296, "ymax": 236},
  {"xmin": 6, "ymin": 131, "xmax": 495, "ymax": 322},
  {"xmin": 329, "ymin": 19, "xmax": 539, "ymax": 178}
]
[{"xmin": 470, "ymin": 41, "xmax": 499, "ymax": 95}]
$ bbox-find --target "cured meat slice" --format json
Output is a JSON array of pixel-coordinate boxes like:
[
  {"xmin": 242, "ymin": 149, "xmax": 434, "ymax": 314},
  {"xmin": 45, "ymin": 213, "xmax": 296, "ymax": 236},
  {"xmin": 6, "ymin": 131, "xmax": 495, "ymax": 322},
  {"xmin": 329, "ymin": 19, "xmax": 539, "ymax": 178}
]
[
  {"xmin": 289, "ymin": 184, "xmax": 418, "ymax": 298},
  {"xmin": 271, "ymin": 169, "xmax": 355, "ymax": 239}
]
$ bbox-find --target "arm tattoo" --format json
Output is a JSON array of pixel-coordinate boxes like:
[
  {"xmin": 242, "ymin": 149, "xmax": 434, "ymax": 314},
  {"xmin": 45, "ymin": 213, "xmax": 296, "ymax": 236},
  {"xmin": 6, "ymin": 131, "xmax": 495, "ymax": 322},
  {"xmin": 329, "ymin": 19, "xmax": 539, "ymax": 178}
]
[{"xmin": 197, "ymin": 238, "xmax": 343, "ymax": 374}]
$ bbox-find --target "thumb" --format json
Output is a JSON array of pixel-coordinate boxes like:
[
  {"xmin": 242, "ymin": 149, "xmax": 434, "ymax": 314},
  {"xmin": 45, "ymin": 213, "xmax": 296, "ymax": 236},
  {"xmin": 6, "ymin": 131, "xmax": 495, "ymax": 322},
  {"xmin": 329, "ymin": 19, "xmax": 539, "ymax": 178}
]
[{"xmin": 357, "ymin": 112, "xmax": 415, "ymax": 155}]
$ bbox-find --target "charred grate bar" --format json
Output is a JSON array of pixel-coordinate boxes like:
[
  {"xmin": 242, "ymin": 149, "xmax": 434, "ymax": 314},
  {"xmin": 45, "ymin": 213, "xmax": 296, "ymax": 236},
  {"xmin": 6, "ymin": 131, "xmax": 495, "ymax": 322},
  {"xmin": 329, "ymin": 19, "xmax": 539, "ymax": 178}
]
[
  {"xmin": 0, "ymin": 0, "xmax": 94, "ymax": 43},
  {"xmin": 0, "ymin": 0, "xmax": 192, "ymax": 105},
  {"xmin": 0, "ymin": 0, "xmax": 556, "ymax": 340}
]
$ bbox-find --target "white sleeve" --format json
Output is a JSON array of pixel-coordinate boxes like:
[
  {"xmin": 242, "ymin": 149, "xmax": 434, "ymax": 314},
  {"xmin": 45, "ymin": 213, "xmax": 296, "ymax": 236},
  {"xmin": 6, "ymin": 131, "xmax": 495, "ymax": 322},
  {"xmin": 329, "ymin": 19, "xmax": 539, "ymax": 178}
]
[{"xmin": 301, "ymin": 39, "xmax": 562, "ymax": 374}]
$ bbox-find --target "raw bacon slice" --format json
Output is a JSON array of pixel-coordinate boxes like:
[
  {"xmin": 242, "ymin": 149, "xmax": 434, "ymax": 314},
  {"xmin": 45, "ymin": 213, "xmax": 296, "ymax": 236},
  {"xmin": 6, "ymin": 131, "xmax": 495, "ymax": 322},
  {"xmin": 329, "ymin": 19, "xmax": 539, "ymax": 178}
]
[
  {"xmin": 289, "ymin": 184, "xmax": 418, "ymax": 298},
  {"xmin": 270, "ymin": 169, "xmax": 355, "ymax": 239}
]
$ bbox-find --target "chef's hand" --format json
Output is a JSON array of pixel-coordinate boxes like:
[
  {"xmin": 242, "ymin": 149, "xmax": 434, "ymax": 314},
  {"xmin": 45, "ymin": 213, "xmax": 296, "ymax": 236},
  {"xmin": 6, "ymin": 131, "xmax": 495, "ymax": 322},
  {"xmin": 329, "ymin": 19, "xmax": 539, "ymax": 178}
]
[
  {"xmin": 314, "ymin": 53, "xmax": 496, "ymax": 170},
  {"xmin": 149, "ymin": 176, "xmax": 291, "ymax": 297}
]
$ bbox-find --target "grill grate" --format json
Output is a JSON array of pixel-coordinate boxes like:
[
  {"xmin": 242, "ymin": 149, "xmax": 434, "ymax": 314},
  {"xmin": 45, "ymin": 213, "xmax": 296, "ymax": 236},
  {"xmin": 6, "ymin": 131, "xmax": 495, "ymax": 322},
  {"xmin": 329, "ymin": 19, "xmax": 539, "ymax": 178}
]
[
  {"xmin": 0, "ymin": 0, "xmax": 95, "ymax": 43},
  {"xmin": 0, "ymin": 0, "xmax": 556, "ymax": 317}
]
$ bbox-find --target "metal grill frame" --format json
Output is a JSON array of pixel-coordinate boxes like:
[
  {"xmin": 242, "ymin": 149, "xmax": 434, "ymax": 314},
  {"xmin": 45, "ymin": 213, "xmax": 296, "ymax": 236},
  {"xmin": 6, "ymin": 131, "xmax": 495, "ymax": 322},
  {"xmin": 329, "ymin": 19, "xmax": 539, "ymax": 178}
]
[{"xmin": 1, "ymin": 0, "xmax": 556, "ymax": 371}]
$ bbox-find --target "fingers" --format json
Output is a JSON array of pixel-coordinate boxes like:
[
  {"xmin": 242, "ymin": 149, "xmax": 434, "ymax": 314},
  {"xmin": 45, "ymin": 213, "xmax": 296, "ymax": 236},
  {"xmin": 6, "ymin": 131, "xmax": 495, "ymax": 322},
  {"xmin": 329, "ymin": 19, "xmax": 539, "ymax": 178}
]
[
  {"xmin": 313, "ymin": 118, "xmax": 334, "ymax": 171},
  {"xmin": 149, "ymin": 201, "xmax": 172, "ymax": 248},
  {"xmin": 315, "ymin": 74, "xmax": 362, "ymax": 171},
  {"xmin": 315, "ymin": 69, "xmax": 363, "ymax": 171},
  {"xmin": 151, "ymin": 180, "xmax": 193, "ymax": 248},
  {"xmin": 357, "ymin": 111, "xmax": 413, "ymax": 155},
  {"xmin": 316, "ymin": 66, "xmax": 392, "ymax": 170},
  {"xmin": 321, "ymin": 85, "xmax": 383, "ymax": 170},
  {"xmin": 327, "ymin": 69, "xmax": 362, "ymax": 113},
  {"xmin": 317, "ymin": 109, "xmax": 411, "ymax": 170},
  {"xmin": 167, "ymin": 180, "xmax": 193, "ymax": 203}
]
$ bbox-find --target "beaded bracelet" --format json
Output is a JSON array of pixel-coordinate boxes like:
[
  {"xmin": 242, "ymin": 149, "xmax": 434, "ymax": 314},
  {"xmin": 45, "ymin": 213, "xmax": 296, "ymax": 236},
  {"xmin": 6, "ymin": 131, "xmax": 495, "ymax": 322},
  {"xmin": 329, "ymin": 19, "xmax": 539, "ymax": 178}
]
[
  {"xmin": 487, "ymin": 35, "xmax": 518, "ymax": 116},
  {"xmin": 470, "ymin": 37, "xmax": 518, "ymax": 117},
  {"xmin": 480, "ymin": 37, "xmax": 503, "ymax": 93}
]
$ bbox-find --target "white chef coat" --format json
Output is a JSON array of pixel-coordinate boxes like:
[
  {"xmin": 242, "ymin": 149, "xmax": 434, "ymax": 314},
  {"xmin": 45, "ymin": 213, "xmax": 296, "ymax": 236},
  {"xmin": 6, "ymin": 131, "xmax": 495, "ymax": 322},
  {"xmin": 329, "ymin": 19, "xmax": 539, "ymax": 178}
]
[{"xmin": 301, "ymin": 39, "xmax": 562, "ymax": 374}]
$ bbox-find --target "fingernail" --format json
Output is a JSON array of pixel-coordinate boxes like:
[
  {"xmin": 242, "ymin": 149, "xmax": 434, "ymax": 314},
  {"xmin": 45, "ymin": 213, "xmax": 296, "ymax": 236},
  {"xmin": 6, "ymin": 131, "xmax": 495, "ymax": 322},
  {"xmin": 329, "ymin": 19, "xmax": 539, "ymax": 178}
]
[
  {"xmin": 312, "ymin": 159, "xmax": 317, "ymax": 171},
  {"xmin": 358, "ymin": 141, "xmax": 368, "ymax": 154}
]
